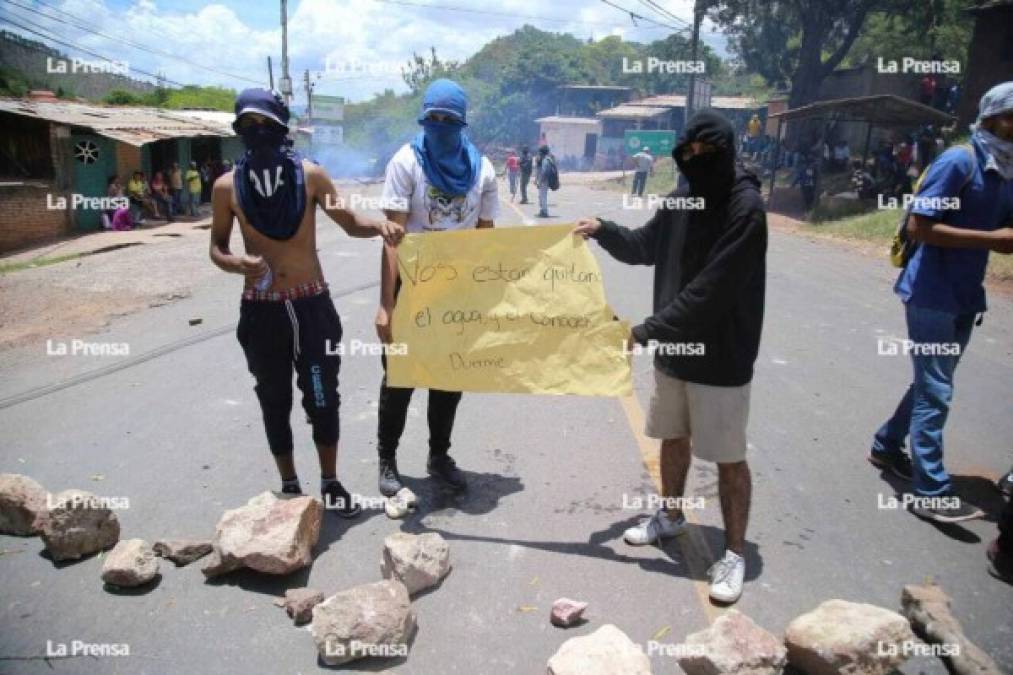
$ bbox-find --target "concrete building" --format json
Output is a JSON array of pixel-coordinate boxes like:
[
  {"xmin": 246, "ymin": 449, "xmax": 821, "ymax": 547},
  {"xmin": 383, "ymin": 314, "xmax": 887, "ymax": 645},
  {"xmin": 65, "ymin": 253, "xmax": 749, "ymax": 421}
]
[
  {"xmin": 534, "ymin": 116, "xmax": 602, "ymax": 170},
  {"xmin": 0, "ymin": 97, "xmax": 238, "ymax": 252}
]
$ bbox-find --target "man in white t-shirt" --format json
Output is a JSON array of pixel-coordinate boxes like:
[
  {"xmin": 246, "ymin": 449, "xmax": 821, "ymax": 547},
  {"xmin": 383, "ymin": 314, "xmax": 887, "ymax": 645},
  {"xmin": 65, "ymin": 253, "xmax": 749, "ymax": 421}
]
[
  {"xmin": 374, "ymin": 78, "xmax": 499, "ymax": 497},
  {"xmin": 631, "ymin": 148, "xmax": 653, "ymax": 196}
]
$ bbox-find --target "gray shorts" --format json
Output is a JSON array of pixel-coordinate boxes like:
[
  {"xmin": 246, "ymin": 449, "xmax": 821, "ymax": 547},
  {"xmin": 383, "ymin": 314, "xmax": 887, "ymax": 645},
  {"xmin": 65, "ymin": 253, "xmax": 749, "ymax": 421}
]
[{"xmin": 645, "ymin": 368, "xmax": 751, "ymax": 463}]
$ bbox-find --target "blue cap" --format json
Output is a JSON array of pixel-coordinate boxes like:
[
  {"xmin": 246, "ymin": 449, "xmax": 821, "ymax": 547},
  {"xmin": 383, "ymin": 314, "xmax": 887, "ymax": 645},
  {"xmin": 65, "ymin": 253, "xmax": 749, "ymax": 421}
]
[
  {"xmin": 418, "ymin": 79, "xmax": 468, "ymax": 125},
  {"xmin": 233, "ymin": 88, "xmax": 290, "ymax": 130}
]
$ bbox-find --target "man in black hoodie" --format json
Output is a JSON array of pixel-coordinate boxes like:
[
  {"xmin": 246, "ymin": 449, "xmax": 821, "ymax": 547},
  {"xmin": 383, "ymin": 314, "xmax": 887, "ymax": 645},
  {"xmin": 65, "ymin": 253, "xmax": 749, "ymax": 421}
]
[{"xmin": 575, "ymin": 109, "xmax": 767, "ymax": 604}]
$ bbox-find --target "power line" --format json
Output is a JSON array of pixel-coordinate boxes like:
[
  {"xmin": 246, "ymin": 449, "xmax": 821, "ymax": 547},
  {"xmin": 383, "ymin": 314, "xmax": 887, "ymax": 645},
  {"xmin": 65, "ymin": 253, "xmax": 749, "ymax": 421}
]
[
  {"xmin": 598, "ymin": 0, "xmax": 682, "ymax": 31},
  {"xmin": 7, "ymin": 0, "xmax": 263, "ymax": 85},
  {"xmin": 0, "ymin": 14, "xmax": 187, "ymax": 87},
  {"xmin": 639, "ymin": 0, "xmax": 690, "ymax": 27},
  {"xmin": 372, "ymin": 0, "xmax": 668, "ymax": 30}
]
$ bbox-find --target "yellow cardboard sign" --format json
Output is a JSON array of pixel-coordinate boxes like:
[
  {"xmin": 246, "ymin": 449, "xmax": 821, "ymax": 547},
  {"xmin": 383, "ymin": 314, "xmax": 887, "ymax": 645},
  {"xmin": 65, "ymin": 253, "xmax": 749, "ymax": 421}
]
[{"xmin": 387, "ymin": 225, "xmax": 632, "ymax": 396}]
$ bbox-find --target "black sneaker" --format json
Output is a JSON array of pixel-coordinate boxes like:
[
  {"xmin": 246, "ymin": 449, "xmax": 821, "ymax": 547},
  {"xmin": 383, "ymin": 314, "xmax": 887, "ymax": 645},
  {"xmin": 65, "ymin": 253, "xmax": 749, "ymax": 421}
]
[
  {"xmin": 908, "ymin": 494, "xmax": 984, "ymax": 523},
  {"xmin": 868, "ymin": 451, "xmax": 913, "ymax": 481},
  {"xmin": 378, "ymin": 457, "xmax": 403, "ymax": 498},
  {"xmin": 986, "ymin": 539, "xmax": 1013, "ymax": 584},
  {"xmin": 427, "ymin": 454, "xmax": 467, "ymax": 491},
  {"xmin": 996, "ymin": 467, "xmax": 1013, "ymax": 498},
  {"xmin": 321, "ymin": 481, "xmax": 361, "ymax": 519},
  {"xmin": 281, "ymin": 483, "xmax": 303, "ymax": 496}
]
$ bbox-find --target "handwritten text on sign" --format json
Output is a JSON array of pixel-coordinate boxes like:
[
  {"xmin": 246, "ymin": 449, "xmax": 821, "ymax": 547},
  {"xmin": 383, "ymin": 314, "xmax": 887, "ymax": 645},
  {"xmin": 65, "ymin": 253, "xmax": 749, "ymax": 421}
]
[{"xmin": 386, "ymin": 225, "xmax": 632, "ymax": 396}]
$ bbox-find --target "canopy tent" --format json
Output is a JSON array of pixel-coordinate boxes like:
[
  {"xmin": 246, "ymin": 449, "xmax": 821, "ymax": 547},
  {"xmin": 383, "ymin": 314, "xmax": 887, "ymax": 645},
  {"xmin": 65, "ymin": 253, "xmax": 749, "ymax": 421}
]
[{"xmin": 765, "ymin": 94, "xmax": 957, "ymax": 210}]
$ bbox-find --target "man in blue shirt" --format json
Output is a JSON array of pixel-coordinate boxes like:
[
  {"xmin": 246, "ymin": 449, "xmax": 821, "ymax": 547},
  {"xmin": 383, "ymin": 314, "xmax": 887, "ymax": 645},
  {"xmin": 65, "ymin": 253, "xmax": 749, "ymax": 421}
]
[{"xmin": 869, "ymin": 82, "xmax": 1013, "ymax": 523}]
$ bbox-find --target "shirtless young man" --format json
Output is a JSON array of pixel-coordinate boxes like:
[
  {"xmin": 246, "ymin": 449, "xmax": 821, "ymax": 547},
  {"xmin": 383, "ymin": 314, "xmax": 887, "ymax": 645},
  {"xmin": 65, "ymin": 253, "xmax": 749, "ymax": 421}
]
[{"xmin": 210, "ymin": 88, "xmax": 403, "ymax": 517}]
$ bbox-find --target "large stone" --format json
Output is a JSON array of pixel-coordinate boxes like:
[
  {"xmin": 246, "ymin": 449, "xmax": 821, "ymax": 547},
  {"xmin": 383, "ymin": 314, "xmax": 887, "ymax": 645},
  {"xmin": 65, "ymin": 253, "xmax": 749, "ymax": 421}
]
[
  {"xmin": 282, "ymin": 587, "xmax": 325, "ymax": 625},
  {"xmin": 677, "ymin": 609, "xmax": 787, "ymax": 674},
  {"xmin": 40, "ymin": 489, "xmax": 120, "ymax": 561},
  {"xmin": 550, "ymin": 598, "xmax": 589, "ymax": 628},
  {"xmin": 785, "ymin": 599, "xmax": 914, "ymax": 675},
  {"xmin": 153, "ymin": 539, "xmax": 213, "ymax": 566},
  {"xmin": 901, "ymin": 583, "xmax": 1002, "ymax": 675},
  {"xmin": 380, "ymin": 532, "xmax": 451, "ymax": 595},
  {"xmin": 547, "ymin": 624, "xmax": 652, "ymax": 675},
  {"xmin": 202, "ymin": 492, "xmax": 322, "ymax": 578},
  {"xmin": 101, "ymin": 539, "xmax": 159, "ymax": 587},
  {"xmin": 0, "ymin": 473, "xmax": 48, "ymax": 535},
  {"xmin": 311, "ymin": 579, "xmax": 415, "ymax": 666}
]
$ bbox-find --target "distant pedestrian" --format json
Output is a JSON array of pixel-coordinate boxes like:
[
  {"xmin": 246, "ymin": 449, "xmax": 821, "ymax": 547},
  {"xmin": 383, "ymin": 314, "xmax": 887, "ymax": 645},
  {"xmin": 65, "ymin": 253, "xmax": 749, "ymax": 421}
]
[
  {"xmin": 535, "ymin": 145, "xmax": 557, "ymax": 218},
  {"xmin": 169, "ymin": 162, "xmax": 183, "ymax": 215},
  {"xmin": 868, "ymin": 81, "xmax": 1013, "ymax": 524},
  {"xmin": 519, "ymin": 146, "xmax": 533, "ymax": 204},
  {"xmin": 184, "ymin": 161, "xmax": 201, "ymax": 217},
  {"xmin": 631, "ymin": 147, "xmax": 653, "ymax": 196},
  {"xmin": 505, "ymin": 150, "xmax": 520, "ymax": 202},
  {"xmin": 150, "ymin": 171, "xmax": 173, "ymax": 221}
]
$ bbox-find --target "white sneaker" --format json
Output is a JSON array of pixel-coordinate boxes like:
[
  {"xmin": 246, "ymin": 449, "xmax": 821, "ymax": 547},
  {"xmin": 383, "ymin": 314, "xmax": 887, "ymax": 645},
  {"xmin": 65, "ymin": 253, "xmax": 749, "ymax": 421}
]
[
  {"xmin": 708, "ymin": 549, "xmax": 745, "ymax": 603},
  {"xmin": 623, "ymin": 509, "xmax": 687, "ymax": 546}
]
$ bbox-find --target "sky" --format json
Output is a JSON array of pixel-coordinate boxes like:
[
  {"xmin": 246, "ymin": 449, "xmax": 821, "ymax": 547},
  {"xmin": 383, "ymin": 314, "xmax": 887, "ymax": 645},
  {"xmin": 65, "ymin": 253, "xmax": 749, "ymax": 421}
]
[{"xmin": 0, "ymin": 0, "xmax": 730, "ymax": 103}]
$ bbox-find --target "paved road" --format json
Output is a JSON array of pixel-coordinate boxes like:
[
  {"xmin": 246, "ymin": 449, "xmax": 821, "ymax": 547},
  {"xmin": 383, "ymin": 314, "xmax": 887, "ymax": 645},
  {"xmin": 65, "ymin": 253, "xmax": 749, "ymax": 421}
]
[{"xmin": 1, "ymin": 178, "xmax": 1011, "ymax": 674}]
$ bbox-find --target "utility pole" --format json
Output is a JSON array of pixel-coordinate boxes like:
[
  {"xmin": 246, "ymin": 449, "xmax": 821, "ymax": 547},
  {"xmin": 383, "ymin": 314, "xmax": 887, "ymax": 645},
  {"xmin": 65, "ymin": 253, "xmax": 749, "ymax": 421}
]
[
  {"xmin": 304, "ymin": 69, "xmax": 313, "ymax": 120},
  {"xmin": 685, "ymin": 0, "xmax": 702, "ymax": 119},
  {"xmin": 267, "ymin": 56, "xmax": 274, "ymax": 90},
  {"xmin": 279, "ymin": 0, "xmax": 292, "ymax": 104}
]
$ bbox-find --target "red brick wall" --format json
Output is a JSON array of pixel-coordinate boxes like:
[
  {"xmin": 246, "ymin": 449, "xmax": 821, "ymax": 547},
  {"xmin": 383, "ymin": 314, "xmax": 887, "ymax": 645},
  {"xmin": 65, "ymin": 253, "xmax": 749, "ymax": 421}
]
[
  {"xmin": 0, "ymin": 183, "xmax": 71, "ymax": 253},
  {"xmin": 116, "ymin": 143, "xmax": 142, "ymax": 184}
]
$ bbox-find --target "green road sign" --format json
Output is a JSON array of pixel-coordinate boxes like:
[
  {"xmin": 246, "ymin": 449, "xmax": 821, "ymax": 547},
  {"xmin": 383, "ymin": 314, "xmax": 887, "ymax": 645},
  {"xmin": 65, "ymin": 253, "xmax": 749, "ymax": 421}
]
[{"xmin": 624, "ymin": 130, "xmax": 676, "ymax": 156}]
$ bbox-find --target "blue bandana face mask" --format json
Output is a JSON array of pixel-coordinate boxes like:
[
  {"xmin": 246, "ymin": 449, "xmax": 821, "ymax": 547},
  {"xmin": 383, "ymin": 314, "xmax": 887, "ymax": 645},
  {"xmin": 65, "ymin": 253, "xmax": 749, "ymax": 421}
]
[{"xmin": 422, "ymin": 119, "xmax": 464, "ymax": 154}]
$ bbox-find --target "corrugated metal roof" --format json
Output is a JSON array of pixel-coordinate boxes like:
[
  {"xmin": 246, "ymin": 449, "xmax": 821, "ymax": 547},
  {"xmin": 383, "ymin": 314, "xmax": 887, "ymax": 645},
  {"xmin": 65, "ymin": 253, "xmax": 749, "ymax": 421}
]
[
  {"xmin": 629, "ymin": 94, "xmax": 687, "ymax": 107},
  {"xmin": 710, "ymin": 96, "xmax": 762, "ymax": 110},
  {"xmin": 597, "ymin": 104, "xmax": 671, "ymax": 119},
  {"xmin": 768, "ymin": 94, "xmax": 954, "ymax": 125},
  {"xmin": 0, "ymin": 98, "xmax": 233, "ymax": 146},
  {"xmin": 536, "ymin": 116, "xmax": 601, "ymax": 125}
]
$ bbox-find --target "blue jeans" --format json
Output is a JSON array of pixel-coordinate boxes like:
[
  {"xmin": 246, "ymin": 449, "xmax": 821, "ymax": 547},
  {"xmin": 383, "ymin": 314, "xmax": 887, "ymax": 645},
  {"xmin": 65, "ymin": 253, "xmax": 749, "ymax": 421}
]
[
  {"xmin": 538, "ymin": 184, "xmax": 549, "ymax": 214},
  {"xmin": 872, "ymin": 303, "xmax": 975, "ymax": 495},
  {"xmin": 632, "ymin": 171, "xmax": 647, "ymax": 196}
]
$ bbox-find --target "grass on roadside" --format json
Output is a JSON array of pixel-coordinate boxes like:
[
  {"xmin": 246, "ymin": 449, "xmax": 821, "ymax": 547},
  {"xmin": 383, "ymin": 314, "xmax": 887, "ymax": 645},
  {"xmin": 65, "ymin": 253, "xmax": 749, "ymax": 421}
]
[
  {"xmin": 802, "ymin": 208, "xmax": 1013, "ymax": 281},
  {"xmin": 0, "ymin": 252, "xmax": 82, "ymax": 275}
]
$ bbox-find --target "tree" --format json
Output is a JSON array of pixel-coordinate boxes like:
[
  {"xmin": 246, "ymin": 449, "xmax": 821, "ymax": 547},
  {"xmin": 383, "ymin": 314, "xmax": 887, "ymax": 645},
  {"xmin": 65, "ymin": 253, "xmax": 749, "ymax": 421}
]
[
  {"xmin": 708, "ymin": 0, "xmax": 891, "ymax": 109},
  {"xmin": 401, "ymin": 47, "xmax": 459, "ymax": 93}
]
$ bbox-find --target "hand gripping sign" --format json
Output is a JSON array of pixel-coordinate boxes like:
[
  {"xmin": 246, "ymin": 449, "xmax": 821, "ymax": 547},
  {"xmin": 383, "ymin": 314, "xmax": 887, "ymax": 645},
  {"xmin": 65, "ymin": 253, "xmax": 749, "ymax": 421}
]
[{"xmin": 387, "ymin": 225, "xmax": 632, "ymax": 396}]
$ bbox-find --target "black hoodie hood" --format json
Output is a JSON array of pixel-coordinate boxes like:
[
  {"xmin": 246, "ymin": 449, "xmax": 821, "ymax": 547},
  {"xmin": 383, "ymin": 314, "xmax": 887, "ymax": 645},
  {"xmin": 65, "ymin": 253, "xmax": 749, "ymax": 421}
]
[{"xmin": 673, "ymin": 108, "xmax": 737, "ymax": 202}]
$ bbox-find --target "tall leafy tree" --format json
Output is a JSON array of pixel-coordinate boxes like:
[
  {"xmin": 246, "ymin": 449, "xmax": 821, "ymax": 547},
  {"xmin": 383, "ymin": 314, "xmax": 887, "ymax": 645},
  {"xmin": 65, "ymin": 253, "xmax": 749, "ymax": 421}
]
[{"xmin": 708, "ymin": 0, "xmax": 891, "ymax": 108}]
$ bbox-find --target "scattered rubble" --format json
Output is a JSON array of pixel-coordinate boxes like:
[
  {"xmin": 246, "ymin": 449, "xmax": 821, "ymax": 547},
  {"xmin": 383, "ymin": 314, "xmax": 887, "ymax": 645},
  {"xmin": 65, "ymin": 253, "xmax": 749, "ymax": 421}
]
[
  {"xmin": 677, "ymin": 609, "xmax": 787, "ymax": 674},
  {"xmin": 40, "ymin": 489, "xmax": 120, "ymax": 561},
  {"xmin": 201, "ymin": 492, "xmax": 322, "ymax": 578},
  {"xmin": 101, "ymin": 539, "xmax": 159, "ymax": 587},
  {"xmin": 0, "ymin": 473, "xmax": 48, "ymax": 536},
  {"xmin": 279, "ymin": 587, "xmax": 325, "ymax": 625},
  {"xmin": 901, "ymin": 582, "xmax": 1002, "ymax": 675},
  {"xmin": 384, "ymin": 487, "xmax": 418, "ymax": 519},
  {"xmin": 785, "ymin": 599, "xmax": 914, "ymax": 675},
  {"xmin": 547, "ymin": 624, "xmax": 652, "ymax": 675},
  {"xmin": 380, "ymin": 532, "xmax": 451, "ymax": 595},
  {"xmin": 311, "ymin": 579, "xmax": 416, "ymax": 666},
  {"xmin": 550, "ymin": 598, "xmax": 589, "ymax": 628},
  {"xmin": 153, "ymin": 539, "xmax": 213, "ymax": 566}
]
